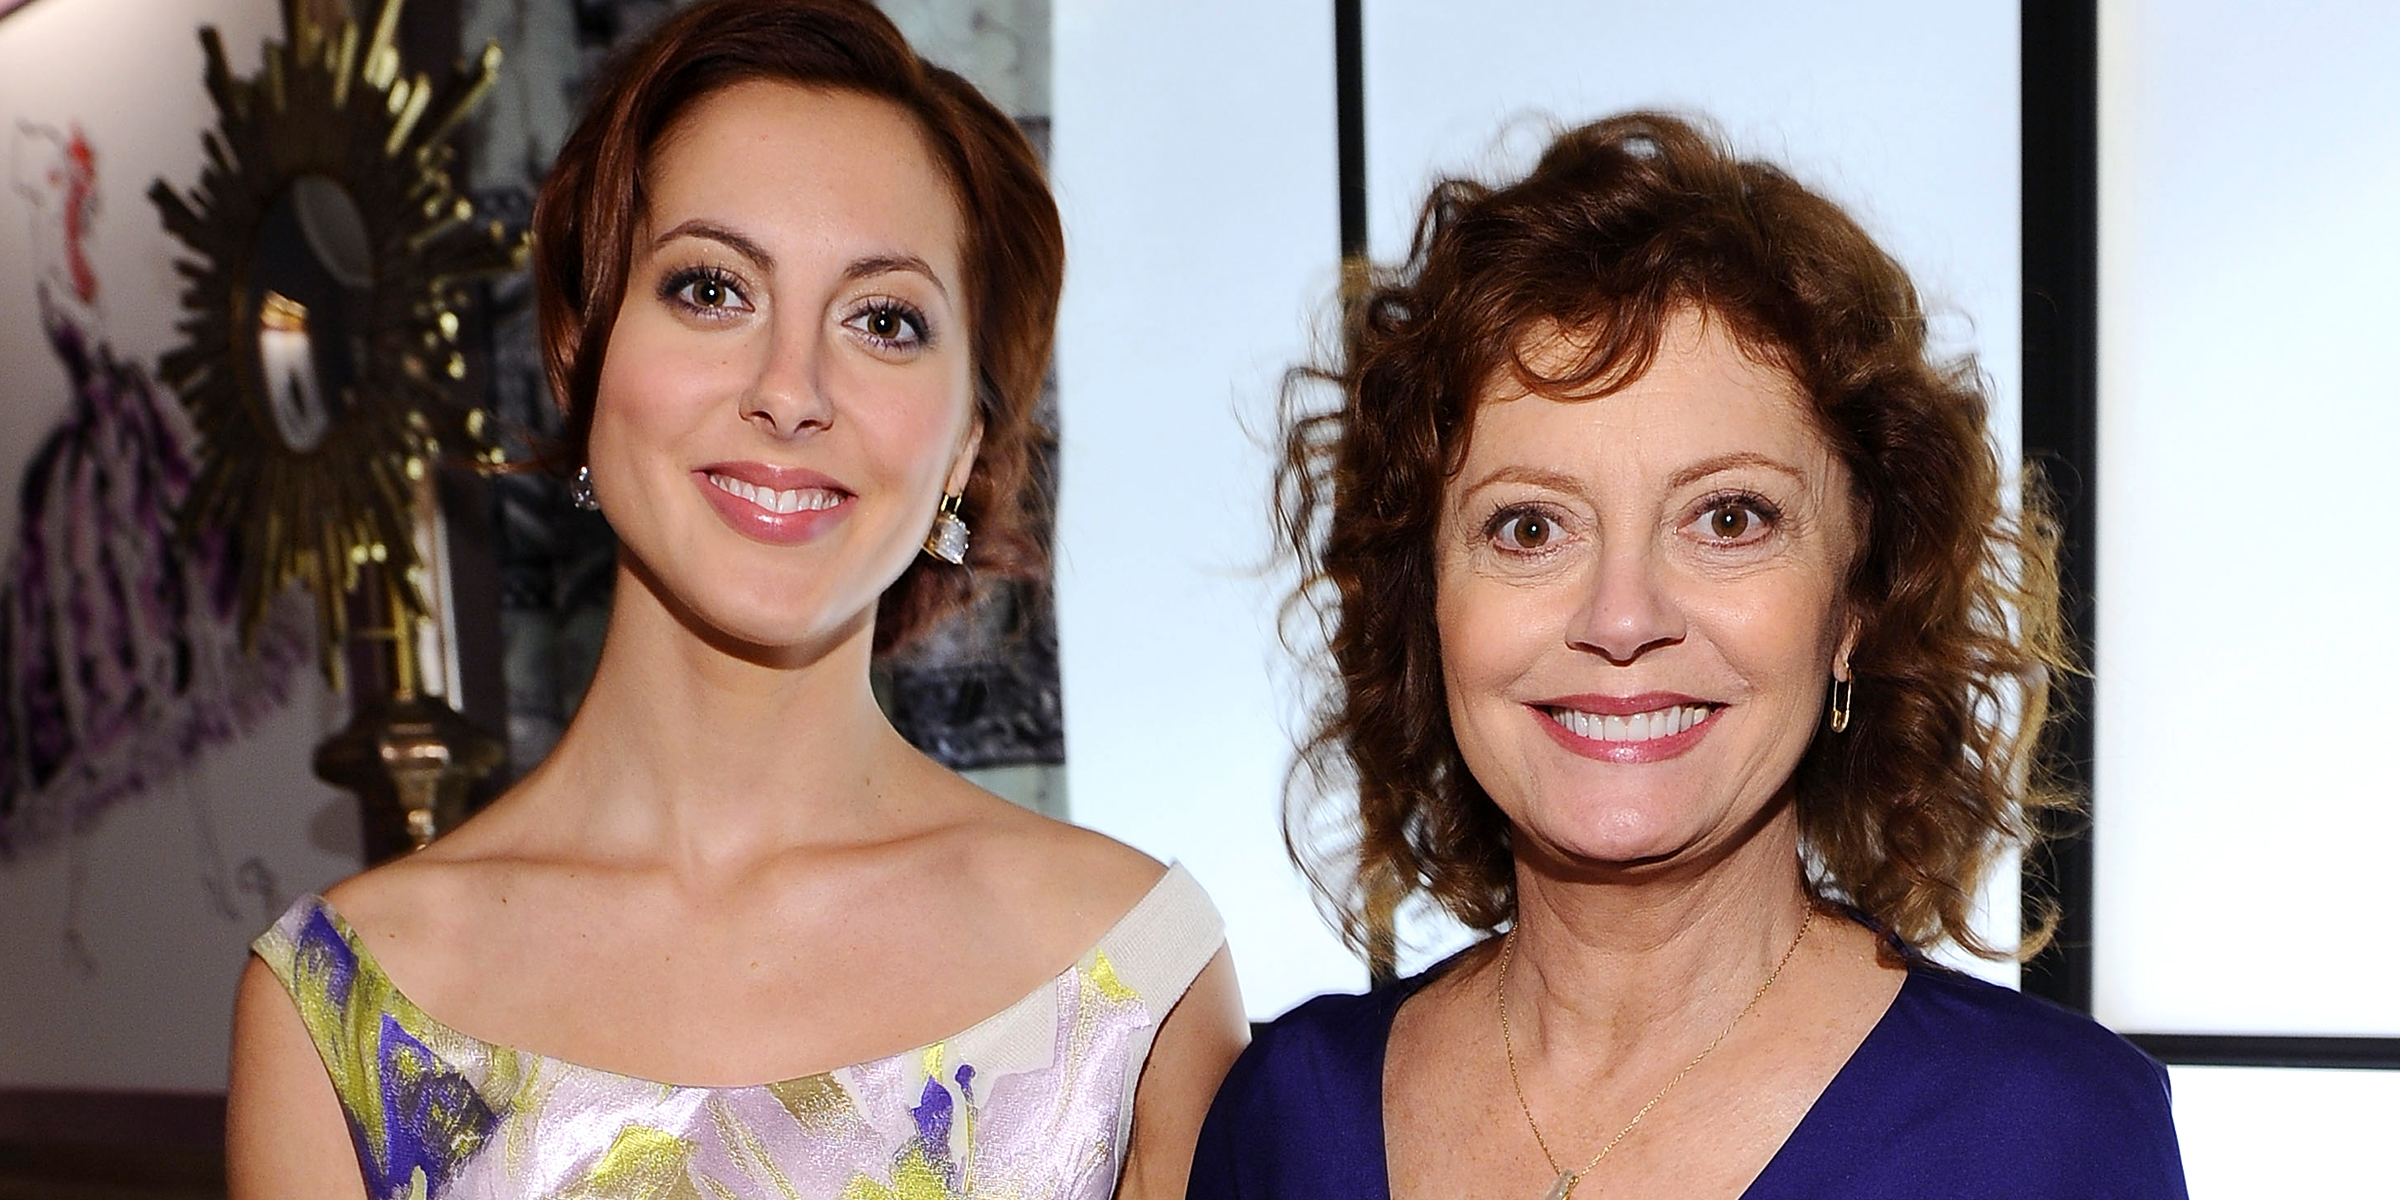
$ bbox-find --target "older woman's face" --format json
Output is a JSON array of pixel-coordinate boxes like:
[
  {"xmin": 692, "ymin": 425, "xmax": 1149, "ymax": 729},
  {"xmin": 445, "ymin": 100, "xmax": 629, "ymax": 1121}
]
[
  {"xmin": 585, "ymin": 81, "xmax": 976, "ymax": 653},
  {"xmin": 1435, "ymin": 310, "xmax": 1857, "ymax": 872}
]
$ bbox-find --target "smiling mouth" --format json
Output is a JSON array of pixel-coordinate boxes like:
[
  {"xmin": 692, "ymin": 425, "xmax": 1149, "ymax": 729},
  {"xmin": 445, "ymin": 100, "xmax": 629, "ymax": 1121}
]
[
  {"xmin": 705, "ymin": 472, "xmax": 846, "ymax": 514},
  {"xmin": 1543, "ymin": 703, "xmax": 1717, "ymax": 743}
]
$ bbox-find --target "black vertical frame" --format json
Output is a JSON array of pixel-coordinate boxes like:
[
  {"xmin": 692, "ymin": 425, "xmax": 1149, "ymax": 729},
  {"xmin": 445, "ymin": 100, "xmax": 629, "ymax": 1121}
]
[
  {"xmin": 2019, "ymin": 1, "xmax": 2400, "ymax": 1070},
  {"xmin": 1334, "ymin": 0, "xmax": 1366, "ymax": 268},
  {"xmin": 2018, "ymin": 0, "xmax": 2101, "ymax": 1013},
  {"xmin": 1334, "ymin": 0, "xmax": 1372, "ymax": 279},
  {"xmin": 1335, "ymin": 0, "xmax": 1402, "ymax": 987}
]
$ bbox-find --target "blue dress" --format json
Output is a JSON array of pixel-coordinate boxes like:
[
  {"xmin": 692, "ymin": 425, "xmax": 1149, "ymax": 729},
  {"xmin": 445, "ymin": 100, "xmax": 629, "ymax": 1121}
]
[{"xmin": 1190, "ymin": 956, "xmax": 2187, "ymax": 1198}]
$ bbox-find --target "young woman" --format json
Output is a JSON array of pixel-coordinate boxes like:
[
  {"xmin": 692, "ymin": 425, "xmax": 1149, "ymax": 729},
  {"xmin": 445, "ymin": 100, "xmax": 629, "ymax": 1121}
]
[{"xmin": 225, "ymin": 3, "xmax": 1244, "ymax": 1196}]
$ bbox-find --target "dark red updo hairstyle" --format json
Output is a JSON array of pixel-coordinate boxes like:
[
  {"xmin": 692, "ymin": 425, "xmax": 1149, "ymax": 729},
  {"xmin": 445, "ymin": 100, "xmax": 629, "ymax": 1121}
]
[
  {"xmin": 532, "ymin": 0, "xmax": 1063, "ymax": 652},
  {"xmin": 1279, "ymin": 112, "xmax": 2073, "ymax": 962}
]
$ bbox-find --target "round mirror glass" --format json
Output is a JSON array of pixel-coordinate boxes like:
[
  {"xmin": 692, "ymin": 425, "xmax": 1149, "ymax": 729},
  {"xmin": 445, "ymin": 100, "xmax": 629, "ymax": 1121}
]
[{"xmin": 246, "ymin": 174, "xmax": 373, "ymax": 451}]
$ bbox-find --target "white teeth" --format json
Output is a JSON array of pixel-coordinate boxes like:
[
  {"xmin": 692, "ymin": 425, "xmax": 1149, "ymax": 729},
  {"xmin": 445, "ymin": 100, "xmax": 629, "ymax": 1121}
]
[
  {"xmin": 1548, "ymin": 704, "xmax": 1712, "ymax": 742},
  {"xmin": 707, "ymin": 473, "xmax": 842, "ymax": 514}
]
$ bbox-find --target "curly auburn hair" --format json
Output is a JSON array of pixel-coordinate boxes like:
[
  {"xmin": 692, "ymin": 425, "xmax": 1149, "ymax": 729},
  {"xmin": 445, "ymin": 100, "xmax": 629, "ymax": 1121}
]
[
  {"xmin": 1278, "ymin": 112, "xmax": 2072, "ymax": 962},
  {"xmin": 532, "ymin": 0, "xmax": 1063, "ymax": 652}
]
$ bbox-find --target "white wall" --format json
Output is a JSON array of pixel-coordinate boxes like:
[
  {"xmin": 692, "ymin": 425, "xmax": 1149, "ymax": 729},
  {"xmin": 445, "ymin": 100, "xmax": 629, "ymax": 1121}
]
[
  {"xmin": 2096, "ymin": 0, "xmax": 2400, "ymax": 1189},
  {"xmin": 2095, "ymin": 0, "xmax": 2400, "ymax": 1040},
  {"xmin": 1050, "ymin": 0, "xmax": 1360, "ymax": 1017},
  {"xmin": 2168, "ymin": 1066, "xmax": 2400, "ymax": 1200},
  {"xmin": 0, "ymin": 0, "xmax": 359, "ymax": 1092}
]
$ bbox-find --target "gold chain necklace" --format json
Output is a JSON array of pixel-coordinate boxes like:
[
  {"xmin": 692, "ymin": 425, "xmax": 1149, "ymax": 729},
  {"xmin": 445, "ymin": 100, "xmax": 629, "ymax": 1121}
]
[{"xmin": 1497, "ymin": 907, "xmax": 1815, "ymax": 1200}]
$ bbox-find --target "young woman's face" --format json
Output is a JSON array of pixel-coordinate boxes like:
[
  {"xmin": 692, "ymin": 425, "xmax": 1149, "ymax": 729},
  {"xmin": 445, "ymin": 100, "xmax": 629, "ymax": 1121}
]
[
  {"xmin": 585, "ymin": 80, "xmax": 976, "ymax": 656},
  {"xmin": 1434, "ymin": 310, "xmax": 1859, "ymax": 874}
]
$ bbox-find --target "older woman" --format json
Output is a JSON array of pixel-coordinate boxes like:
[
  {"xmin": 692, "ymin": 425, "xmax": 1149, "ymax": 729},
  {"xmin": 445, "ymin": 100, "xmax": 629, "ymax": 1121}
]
[
  {"xmin": 1190, "ymin": 114, "xmax": 2183, "ymax": 1198},
  {"xmin": 225, "ymin": 2, "xmax": 1243, "ymax": 1196}
]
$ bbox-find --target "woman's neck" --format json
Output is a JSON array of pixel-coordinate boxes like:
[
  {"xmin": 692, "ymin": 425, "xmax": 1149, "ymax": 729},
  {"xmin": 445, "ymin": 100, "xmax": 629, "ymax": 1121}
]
[
  {"xmin": 1502, "ymin": 808, "xmax": 1816, "ymax": 1063},
  {"xmin": 520, "ymin": 563, "xmax": 932, "ymax": 875}
]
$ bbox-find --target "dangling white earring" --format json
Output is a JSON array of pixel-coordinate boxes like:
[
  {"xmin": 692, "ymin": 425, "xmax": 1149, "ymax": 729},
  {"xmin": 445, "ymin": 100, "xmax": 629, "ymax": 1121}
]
[
  {"xmin": 922, "ymin": 492, "xmax": 968, "ymax": 564},
  {"xmin": 1829, "ymin": 676, "xmax": 1853, "ymax": 733},
  {"xmin": 570, "ymin": 465, "xmax": 601, "ymax": 512}
]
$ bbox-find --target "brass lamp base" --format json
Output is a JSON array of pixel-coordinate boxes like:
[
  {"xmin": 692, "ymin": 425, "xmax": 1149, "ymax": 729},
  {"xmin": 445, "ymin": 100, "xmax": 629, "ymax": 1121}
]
[{"xmin": 314, "ymin": 691, "xmax": 503, "ymax": 865}]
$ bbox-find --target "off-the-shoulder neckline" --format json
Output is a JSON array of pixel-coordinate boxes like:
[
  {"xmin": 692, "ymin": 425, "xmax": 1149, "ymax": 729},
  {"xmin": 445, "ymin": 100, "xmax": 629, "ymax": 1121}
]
[{"xmin": 283, "ymin": 861, "xmax": 1190, "ymax": 1092}]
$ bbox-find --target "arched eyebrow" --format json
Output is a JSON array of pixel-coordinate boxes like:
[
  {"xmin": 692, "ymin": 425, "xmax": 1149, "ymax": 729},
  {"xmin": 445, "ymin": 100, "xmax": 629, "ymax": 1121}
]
[
  {"xmin": 1666, "ymin": 451, "xmax": 1806, "ymax": 492},
  {"xmin": 842, "ymin": 253, "xmax": 949, "ymax": 303},
  {"xmin": 649, "ymin": 221, "xmax": 950, "ymax": 304},
  {"xmin": 653, "ymin": 219, "xmax": 772, "ymax": 271},
  {"xmin": 1459, "ymin": 453, "xmax": 1808, "ymax": 500},
  {"xmin": 1459, "ymin": 465, "xmax": 1587, "ymax": 496}
]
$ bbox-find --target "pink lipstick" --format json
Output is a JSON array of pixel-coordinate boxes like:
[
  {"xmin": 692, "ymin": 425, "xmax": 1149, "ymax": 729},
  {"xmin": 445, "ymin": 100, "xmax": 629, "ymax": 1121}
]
[
  {"xmin": 693, "ymin": 462, "xmax": 853, "ymax": 546},
  {"xmin": 1530, "ymin": 692, "xmax": 1723, "ymax": 764}
]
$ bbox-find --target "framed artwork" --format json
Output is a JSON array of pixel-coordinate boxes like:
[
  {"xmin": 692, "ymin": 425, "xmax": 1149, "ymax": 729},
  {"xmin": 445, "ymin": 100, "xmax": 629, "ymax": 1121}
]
[{"xmin": 1, "ymin": 0, "xmax": 512, "ymax": 1181}]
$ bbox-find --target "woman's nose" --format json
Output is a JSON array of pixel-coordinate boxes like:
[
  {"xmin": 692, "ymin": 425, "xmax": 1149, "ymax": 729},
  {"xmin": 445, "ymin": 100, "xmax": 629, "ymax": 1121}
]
[
  {"xmin": 739, "ymin": 324, "xmax": 834, "ymax": 438},
  {"xmin": 1565, "ymin": 544, "xmax": 1686, "ymax": 664}
]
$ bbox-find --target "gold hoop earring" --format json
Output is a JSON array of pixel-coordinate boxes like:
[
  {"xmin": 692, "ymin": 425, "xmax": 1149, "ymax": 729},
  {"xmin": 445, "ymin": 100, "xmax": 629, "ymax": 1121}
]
[
  {"xmin": 1829, "ymin": 676, "xmax": 1853, "ymax": 733},
  {"xmin": 922, "ymin": 492, "xmax": 968, "ymax": 564}
]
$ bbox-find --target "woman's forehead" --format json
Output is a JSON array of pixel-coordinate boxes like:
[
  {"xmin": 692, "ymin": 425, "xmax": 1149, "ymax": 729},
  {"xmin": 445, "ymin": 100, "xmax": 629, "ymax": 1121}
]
[
  {"xmin": 1461, "ymin": 312, "xmax": 1831, "ymax": 484},
  {"xmin": 1489, "ymin": 307, "xmax": 1796, "ymax": 401},
  {"xmin": 642, "ymin": 81, "xmax": 965, "ymax": 273}
]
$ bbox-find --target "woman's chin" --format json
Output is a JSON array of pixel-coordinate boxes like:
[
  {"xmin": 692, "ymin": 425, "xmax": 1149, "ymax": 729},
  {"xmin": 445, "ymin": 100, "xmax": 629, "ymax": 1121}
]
[
  {"xmin": 1520, "ymin": 789, "xmax": 1797, "ymax": 881},
  {"xmin": 632, "ymin": 563, "xmax": 873, "ymax": 663},
  {"xmin": 1516, "ymin": 800, "xmax": 1727, "ymax": 874},
  {"xmin": 699, "ymin": 606, "xmax": 871, "ymax": 662}
]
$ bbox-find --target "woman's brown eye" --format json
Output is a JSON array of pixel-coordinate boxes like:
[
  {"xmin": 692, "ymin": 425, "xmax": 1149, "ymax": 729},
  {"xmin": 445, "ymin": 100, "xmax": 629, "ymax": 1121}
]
[
  {"xmin": 693, "ymin": 279, "xmax": 726, "ymax": 307},
  {"xmin": 1710, "ymin": 507, "xmax": 1752, "ymax": 539},
  {"xmin": 1509, "ymin": 515, "xmax": 1550, "ymax": 549},
  {"xmin": 868, "ymin": 310, "xmax": 897, "ymax": 337}
]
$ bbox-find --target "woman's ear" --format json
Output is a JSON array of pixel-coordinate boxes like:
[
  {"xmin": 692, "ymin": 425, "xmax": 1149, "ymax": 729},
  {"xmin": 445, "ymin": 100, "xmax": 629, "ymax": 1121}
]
[{"xmin": 1833, "ymin": 614, "xmax": 1863, "ymax": 681}]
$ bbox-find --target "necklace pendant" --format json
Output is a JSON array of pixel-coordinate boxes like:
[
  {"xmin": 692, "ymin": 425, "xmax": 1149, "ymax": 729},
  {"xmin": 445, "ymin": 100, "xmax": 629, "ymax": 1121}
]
[{"xmin": 1540, "ymin": 1170, "xmax": 1579, "ymax": 1200}]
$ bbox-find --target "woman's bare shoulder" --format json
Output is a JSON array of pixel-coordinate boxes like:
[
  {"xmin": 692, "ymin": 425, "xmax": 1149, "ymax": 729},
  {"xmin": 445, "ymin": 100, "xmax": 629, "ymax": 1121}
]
[
  {"xmin": 227, "ymin": 957, "xmax": 368, "ymax": 1198},
  {"xmin": 945, "ymin": 775, "xmax": 1170, "ymax": 950},
  {"xmin": 314, "ymin": 802, "xmax": 546, "ymax": 966}
]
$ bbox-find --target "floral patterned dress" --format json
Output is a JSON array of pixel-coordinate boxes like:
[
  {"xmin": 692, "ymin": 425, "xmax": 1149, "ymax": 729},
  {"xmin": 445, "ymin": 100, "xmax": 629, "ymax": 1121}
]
[{"xmin": 253, "ymin": 864, "xmax": 1224, "ymax": 1199}]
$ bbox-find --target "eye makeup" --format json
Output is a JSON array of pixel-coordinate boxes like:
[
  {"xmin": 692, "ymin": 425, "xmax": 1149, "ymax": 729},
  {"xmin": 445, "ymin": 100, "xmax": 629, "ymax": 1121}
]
[
  {"xmin": 658, "ymin": 264, "xmax": 751, "ymax": 319},
  {"xmin": 843, "ymin": 297, "xmax": 935, "ymax": 352}
]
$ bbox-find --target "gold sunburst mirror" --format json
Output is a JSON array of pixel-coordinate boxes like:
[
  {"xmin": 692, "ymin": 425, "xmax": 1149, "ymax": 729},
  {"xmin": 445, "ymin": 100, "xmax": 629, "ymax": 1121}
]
[{"xmin": 151, "ymin": 0, "xmax": 521, "ymax": 681}]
